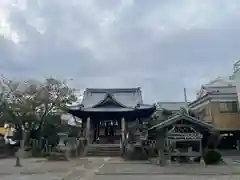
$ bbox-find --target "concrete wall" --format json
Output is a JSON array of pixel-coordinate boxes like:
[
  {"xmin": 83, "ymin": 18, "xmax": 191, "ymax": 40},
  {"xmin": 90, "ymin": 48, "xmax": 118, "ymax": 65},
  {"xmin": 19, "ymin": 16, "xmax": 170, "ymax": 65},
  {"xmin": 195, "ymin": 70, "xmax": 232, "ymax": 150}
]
[
  {"xmin": 192, "ymin": 102, "xmax": 240, "ymax": 131},
  {"xmin": 209, "ymin": 102, "xmax": 240, "ymax": 131}
]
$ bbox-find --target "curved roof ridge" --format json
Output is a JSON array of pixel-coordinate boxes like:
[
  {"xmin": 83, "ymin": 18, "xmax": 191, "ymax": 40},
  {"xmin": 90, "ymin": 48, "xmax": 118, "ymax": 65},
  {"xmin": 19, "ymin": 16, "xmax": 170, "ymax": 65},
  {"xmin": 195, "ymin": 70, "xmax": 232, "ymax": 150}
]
[
  {"xmin": 92, "ymin": 93, "xmax": 127, "ymax": 108},
  {"xmin": 86, "ymin": 87, "xmax": 141, "ymax": 93}
]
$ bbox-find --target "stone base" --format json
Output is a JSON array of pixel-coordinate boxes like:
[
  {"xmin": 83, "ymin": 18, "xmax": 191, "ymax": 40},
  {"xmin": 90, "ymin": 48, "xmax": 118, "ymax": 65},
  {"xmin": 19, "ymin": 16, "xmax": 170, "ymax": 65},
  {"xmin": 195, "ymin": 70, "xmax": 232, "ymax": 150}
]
[
  {"xmin": 47, "ymin": 152, "xmax": 69, "ymax": 161},
  {"xmin": 123, "ymin": 146, "xmax": 148, "ymax": 160}
]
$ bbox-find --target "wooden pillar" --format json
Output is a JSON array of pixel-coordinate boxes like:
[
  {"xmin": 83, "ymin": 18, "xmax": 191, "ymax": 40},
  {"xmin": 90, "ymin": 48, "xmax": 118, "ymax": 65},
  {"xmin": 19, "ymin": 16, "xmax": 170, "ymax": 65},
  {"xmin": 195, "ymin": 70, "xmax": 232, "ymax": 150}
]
[
  {"xmin": 199, "ymin": 137, "xmax": 203, "ymax": 163},
  {"xmin": 237, "ymin": 140, "xmax": 240, "ymax": 150},
  {"xmin": 166, "ymin": 138, "xmax": 171, "ymax": 164},
  {"xmin": 136, "ymin": 118, "xmax": 139, "ymax": 131},
  {"xmin": 86, "ymin": 117, "xmax": 91, "ymax": 144},
  {"xmin": 121, "ymin": 117, "xmax": 125, "ymax": 142},
  {"xmin": 199, "ymin": 138, "xmax": 202, "ymax": 155}
]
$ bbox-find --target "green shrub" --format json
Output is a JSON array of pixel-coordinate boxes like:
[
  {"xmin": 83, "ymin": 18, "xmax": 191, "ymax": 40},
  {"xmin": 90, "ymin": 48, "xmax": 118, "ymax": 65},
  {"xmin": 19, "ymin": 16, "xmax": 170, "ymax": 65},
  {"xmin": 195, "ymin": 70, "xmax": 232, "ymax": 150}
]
[{"xmin": 203, "ymin": 150, "xmax": 222, "ymax": 165}]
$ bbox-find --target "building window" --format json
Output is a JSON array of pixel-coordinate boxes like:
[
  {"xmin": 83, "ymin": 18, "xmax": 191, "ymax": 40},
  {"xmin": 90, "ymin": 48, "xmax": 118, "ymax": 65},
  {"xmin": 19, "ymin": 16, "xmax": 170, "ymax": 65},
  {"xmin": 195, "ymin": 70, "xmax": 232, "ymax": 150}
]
[{"xmin": 219, "ymin": 102, "xmax": 238, "ymax": 113}]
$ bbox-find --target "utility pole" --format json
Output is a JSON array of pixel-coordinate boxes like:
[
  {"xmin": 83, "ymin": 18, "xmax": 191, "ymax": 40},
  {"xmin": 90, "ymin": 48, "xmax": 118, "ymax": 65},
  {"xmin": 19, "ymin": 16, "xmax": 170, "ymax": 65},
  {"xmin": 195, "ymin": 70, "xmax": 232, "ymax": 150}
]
[{"xmin": 184, "ymin": 88, "xmax": 189, "ymax": 114}]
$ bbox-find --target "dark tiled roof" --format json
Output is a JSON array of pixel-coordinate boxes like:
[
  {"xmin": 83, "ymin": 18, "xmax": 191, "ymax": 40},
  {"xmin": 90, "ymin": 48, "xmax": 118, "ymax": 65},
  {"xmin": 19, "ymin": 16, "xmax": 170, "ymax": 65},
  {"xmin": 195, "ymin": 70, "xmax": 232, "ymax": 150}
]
[
  {"xmin": 148, "ymin": 112, "xmax": 214, "ymax": 131},
  {"xmin": 85, "ymin": 88, "xmax": 141, "ymax": 93},
  {"xmin": 78, "ymin": 104, "xmax": 155, "ymax": 112},
  {"xmin": 157, "ymin": 102, "xmax": 189, "ymax": 111},
  {"xmin": 81, "ymin": 88, "xmax": 143, "ymax": 108}
]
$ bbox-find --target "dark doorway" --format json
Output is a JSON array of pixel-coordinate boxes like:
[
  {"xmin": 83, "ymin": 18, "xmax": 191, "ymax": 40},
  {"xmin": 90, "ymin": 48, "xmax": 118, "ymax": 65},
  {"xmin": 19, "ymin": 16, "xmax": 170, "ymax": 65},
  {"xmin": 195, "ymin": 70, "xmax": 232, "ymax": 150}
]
[{"xmin": 95, "ymin": 120, "xmax": 120, "ymax": 144}]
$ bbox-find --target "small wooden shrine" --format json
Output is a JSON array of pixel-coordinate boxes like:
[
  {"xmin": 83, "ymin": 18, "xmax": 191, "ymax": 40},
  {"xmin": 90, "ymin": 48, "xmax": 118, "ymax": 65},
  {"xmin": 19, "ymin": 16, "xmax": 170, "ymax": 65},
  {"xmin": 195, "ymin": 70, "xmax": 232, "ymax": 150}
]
[{"xmin": 149, "ymin": 110, "xmax": 215, "ymax": 165}]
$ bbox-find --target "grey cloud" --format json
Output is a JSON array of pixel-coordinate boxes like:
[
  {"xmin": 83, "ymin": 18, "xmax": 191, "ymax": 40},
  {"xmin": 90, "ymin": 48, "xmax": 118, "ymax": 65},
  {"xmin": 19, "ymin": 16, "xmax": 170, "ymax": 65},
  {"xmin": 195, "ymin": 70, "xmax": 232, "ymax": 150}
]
[{"xmin": 0, "ymin": 0, "xmax": 240, "ymax": 103}]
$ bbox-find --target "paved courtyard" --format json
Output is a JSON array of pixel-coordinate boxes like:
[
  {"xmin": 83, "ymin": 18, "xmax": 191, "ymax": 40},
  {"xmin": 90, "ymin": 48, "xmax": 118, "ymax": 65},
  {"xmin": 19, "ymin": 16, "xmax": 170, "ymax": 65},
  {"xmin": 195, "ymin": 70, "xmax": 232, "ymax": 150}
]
[
  {"xmin": 94, "ymin": 158, "xmax": 240, "ymax": 180},
  {"xmin": 1, "ymin": 156, "xmax": 240, "ymax": 179},
  {"xmin": 0, "ymin": 157, "xmax": 109, "ymax": 180}
]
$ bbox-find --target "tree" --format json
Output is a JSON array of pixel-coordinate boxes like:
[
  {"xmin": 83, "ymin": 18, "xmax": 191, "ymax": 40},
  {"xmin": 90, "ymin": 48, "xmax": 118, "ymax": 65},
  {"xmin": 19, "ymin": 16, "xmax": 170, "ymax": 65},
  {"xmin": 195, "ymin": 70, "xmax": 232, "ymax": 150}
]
[
  {"xmin": 2, "ymin": 77, "xmax": 77, "ymax": 135},
  {"xmin": 0, "ymin": 76, "xmax": 14, "ymax": 125},
  {"xmin": 0, "ymin": 76, "xmax": 30, "ymax": 166},
  {"xmin": 33, "ymin": 78, "xmax": 77, "ymax": 133},
  {"xmin": 0, "ymin": 76, "xmax": 77, "ymax": 166}
]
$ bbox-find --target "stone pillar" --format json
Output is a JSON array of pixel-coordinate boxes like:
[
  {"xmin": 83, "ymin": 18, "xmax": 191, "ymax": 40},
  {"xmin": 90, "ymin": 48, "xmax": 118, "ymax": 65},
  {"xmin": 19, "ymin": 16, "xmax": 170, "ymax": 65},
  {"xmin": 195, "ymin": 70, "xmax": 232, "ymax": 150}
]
[
  {"xmin": 86, "ymin": 117, "xmax": 91, "ymax": 144},
  {"xmin": 155, "ymin": 130, "xmax": 166, "ymax": 166}
]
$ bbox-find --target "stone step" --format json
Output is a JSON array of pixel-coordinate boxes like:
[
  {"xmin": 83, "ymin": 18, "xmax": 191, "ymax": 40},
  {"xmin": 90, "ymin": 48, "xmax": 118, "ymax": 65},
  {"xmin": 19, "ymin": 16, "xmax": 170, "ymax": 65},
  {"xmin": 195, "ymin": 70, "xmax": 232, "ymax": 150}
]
[
  {"xmin": 87, "ymin": 148, "xmax": 120, "ymax": 151},
  {"xmin": 88, "ymin": 146, "xmax": 120, "ymax": 148},
  {"xmin": 87, "ymin": 152, "xmax": 120, "ymax": 156},
  {"xmin": 89, "ymin": 143, "xmax": 120, "ymax": 147},
  {"xmin": 87, "ymin": 144, "xmax": 121, "ymax": 157},
  {"xmin": 88, "ymin": 149, "xmax": 120, "ymax": 152}
]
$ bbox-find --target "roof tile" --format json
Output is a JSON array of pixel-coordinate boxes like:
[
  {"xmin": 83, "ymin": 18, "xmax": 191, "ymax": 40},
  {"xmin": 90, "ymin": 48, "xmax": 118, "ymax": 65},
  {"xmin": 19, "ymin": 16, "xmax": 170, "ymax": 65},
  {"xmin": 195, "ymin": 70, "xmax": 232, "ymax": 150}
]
[{"xmin": 81, "ymin": 88, "xmax": 142, "ymax": 108}]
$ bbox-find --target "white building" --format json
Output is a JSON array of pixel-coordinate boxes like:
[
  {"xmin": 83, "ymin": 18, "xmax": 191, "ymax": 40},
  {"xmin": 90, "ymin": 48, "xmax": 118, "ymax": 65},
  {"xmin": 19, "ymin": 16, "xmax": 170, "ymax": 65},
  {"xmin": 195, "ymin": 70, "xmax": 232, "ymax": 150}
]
[
  {"xmin": 233, "ymin": 60, "xmax": 240, "ymax": 108},
  {"xmin": 188, "ymin": 70, "xmax": 240, "ymax": 149}
]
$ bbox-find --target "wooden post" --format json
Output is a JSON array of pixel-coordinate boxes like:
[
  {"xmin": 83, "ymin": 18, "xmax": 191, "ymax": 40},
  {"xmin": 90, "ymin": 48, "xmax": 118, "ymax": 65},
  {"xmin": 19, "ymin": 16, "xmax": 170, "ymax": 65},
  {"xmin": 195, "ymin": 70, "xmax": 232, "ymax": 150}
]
[
  {"xmin": 167, "ymin": 139, "xmax": 171, "ymax": 164},
  {"xmin": 120, "ymin": 117, "xmax": 125, "ymax": 155},
  {"xmin": 200, "ymin": 138, "xmax": 203, "ymax": 161},
  {"xmin": 75, "ymin": 139, "xmax": 79, "ymax": 157},
  {"xmin": 86, "ymin": 117, "xmax": 91, "ymax": 144},
  {"xmin": 237, "ymin": 140, "xmax": 240, "ymax": 150},
  {"xmin": 136, "ymin": 118, "xmax": 139, "ymax": 131}
]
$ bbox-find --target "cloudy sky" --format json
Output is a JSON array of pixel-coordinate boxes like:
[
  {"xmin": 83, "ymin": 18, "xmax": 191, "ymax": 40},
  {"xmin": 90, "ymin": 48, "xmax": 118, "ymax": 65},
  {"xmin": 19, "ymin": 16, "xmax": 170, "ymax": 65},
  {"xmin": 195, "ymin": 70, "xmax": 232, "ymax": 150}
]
[{"xmin": 0, "ymin": 0, "xmax": 240, "ymax": 103}]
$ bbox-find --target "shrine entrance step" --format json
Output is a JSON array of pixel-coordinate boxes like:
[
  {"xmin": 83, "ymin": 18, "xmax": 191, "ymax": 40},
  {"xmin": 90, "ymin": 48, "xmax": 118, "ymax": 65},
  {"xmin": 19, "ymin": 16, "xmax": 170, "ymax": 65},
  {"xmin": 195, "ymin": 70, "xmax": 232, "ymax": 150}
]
[
  {"xmin": 87, "ymin": 144, "xmax": 121, "ymax": 157},
  {"xmin": 95, "ymin": 135, "xmax": 121, "ymax": 144}
]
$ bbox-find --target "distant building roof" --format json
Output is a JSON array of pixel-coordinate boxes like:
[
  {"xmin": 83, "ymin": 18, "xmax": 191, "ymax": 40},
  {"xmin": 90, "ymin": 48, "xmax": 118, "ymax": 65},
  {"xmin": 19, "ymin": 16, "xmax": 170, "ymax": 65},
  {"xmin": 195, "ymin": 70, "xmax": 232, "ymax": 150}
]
[
  {"xmin": 157, "ymin": 102, "xmax": 189, "ymax": 111},
  {"xmin": 204, "ymin": 76, "xmax": 235, "ymax": 88},
  {"xmin": 196, "ymin": 76, "xmax": 236, "ymax": 99}
]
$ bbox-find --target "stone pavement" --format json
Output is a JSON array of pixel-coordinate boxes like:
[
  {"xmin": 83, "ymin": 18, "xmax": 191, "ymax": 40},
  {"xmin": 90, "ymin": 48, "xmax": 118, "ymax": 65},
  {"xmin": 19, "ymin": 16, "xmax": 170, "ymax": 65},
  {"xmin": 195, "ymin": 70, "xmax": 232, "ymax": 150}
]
[
  {"xmin": 92, "ymin": 157, "xmax": 240, "ymax": 180},
  {"xmin": 96, "ymin": 160, "xmax": 240, "ymax": 175},
  {"xmin": 0, "ymin": 157, "xmax": 109, "ymax": 180},
  {"xmin": 1, "ymin": 156, "xmax": 240, "ymax": 179},
  {"xmin": 94, "ymin": 175, "xmax": 240, "ymax": 180}
]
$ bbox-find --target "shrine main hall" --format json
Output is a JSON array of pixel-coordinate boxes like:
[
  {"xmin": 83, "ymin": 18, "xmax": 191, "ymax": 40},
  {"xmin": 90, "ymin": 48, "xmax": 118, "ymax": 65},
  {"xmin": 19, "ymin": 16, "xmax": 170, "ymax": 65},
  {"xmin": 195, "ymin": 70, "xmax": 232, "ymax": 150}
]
[{"xmin": 67, "ymin": 87, "xmax": 156, "ymax": 144}]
